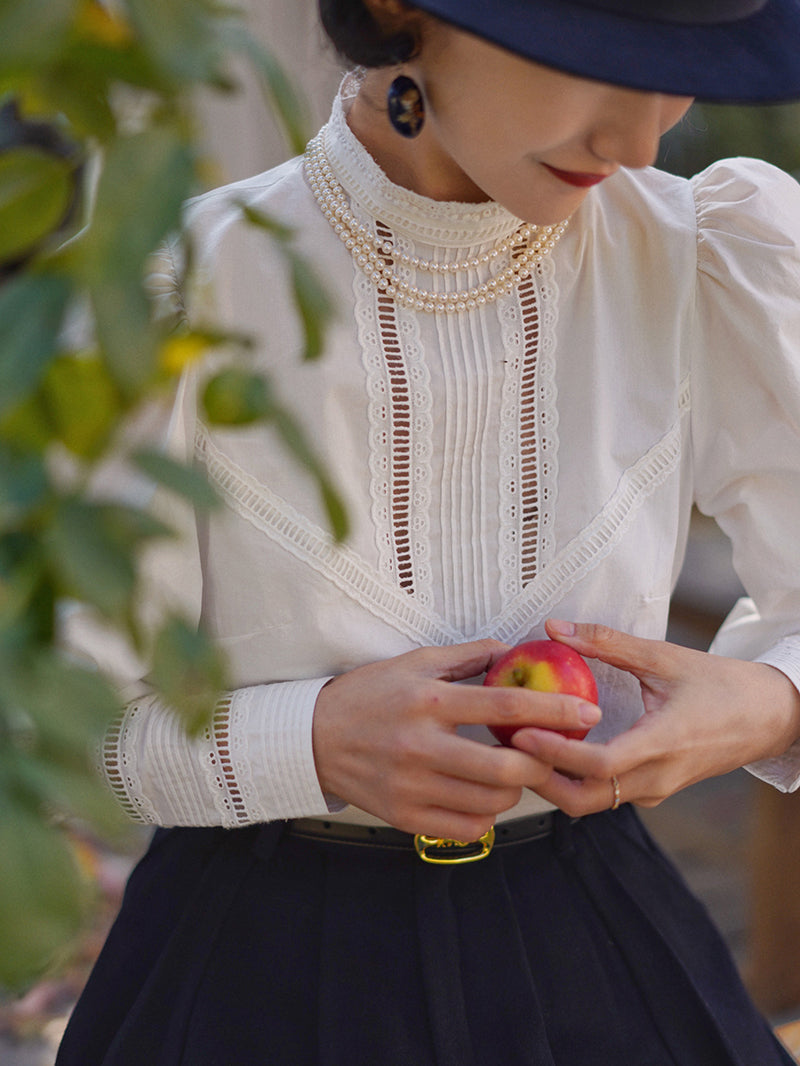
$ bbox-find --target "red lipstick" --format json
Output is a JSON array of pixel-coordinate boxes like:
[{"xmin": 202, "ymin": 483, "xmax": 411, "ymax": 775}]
[{"xmin": 543, "ymin": 164, "xmax": 611, "ymax": 188}]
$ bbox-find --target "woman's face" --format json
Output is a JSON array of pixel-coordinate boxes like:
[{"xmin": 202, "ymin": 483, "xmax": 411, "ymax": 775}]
[{"xmin": 399, "ymin": 19, "xmax": 694, "ymax": 223}]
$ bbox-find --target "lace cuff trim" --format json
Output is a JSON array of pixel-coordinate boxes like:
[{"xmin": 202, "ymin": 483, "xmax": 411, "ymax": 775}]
[
  {"xmin": 100, "ymin": 699, "xmax": 160, "ymax": 824},
  {"xmin": 100, "ymin": 677, "xmax": 333, "ymax": 826}
]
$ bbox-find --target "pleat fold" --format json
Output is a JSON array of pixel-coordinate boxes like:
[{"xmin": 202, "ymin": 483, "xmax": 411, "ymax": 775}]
[
  {"xmin": 565, "ymin": 808, "xmax": 793, "ymax": 1066},
  {"xmin": 318, "ymin": 846, "xmax": 437, "ymax": 1065},
  {"xmin": 57, "ymin": 810, "xmax": 794, "ymax": 1066}
]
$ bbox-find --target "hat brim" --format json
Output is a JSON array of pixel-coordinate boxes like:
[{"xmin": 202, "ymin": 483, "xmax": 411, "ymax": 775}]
[{"xmin": 412, "ymin": 0, "xmax": 800, "ymax": 103}]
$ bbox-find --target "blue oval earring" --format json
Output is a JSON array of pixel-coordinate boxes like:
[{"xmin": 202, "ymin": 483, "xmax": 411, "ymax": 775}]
[{"xmin": 387, "ymin": 75, "xmax": 425, "ymax": 138}]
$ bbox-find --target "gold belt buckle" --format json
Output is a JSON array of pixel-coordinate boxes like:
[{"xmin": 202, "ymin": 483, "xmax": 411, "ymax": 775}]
[{"xmin": 414, "ymin": 826, "xmax": 495, "ymax": 865}]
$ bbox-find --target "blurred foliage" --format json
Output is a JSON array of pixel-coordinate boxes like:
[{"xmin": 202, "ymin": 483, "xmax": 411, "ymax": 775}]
[
  {"xmin": 3, "ymin": 0, "xmax": 798, "ymax": 998},
  {"xmin": 658, "ymin": 100, "xmax": 800, "ymax": 179},
  {"xmin": 0, "ymin": 0, "xmax": 342, "ymax": 990}
]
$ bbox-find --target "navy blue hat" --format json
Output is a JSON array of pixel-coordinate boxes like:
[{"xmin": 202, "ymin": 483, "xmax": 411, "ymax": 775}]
[{"xmin": 411, "ymin": 0, "xmax": 800, "ymax": 102}]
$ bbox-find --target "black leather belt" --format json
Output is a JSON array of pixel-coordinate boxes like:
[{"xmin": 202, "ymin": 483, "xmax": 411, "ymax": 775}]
[{"xmin": 286, "ymin": 811, "xmax": 563, "ymax": 864}]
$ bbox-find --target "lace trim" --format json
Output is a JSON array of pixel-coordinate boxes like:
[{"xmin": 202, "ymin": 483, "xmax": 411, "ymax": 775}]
[
  {"xmin": 102, "ymin": 692, "xmax": 276, "ymax": 828},
  {"xmin": 485, "ymin": 376, "xmax": 692, "ymax": 644},
  {"xmin": 324, "ymin": 91, "xmax": 523, "ymax": 246},
  {"xmin": 196, "ymin": 425, "xmax": 460, "ymax": 646},
  {"xmin": 498, "ymin": 251, "xmax": 560, "ymax": 600},
  {"xmin": 196, "ymin": 374, "xmax": 688, "ymax": 652},
  {"xmin": 531, "ymin": 252, "xmax": 559, "ymax": 567},
  {"xmin": 198, "ymin": 694, "xmax": 252, "ymax": 825},
  {"xmin": 356, "ymin": 218, "xmax": 434, "ymax": 606},
  {"xmin": 100, "ymin": 702, "xmax": 159, "ymax": 824}
]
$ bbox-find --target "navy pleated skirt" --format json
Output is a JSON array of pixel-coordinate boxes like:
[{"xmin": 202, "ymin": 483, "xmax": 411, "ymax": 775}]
[{"xmin": 56, "ymin": 805, "xmax": 792, "ymax": 1066}]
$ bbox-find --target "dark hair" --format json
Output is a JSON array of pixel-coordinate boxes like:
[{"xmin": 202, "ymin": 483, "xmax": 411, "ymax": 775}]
[{"xmin": 318, "ymin": 0, "xmax": 418, "ymax": 67}]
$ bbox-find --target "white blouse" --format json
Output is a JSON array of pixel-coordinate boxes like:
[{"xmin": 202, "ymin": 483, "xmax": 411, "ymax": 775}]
[{"xmin": 73, "ymin": 90, "xmax": 800, "ymax": 828}]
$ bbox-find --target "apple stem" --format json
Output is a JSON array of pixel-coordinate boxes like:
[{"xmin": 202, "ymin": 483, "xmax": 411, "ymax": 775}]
[{"xmin": 511, "ymin": 667, "xmax": 528, "ymax": 687}]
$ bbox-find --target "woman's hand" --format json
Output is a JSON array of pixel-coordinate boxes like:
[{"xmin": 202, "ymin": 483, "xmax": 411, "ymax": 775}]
[
  {"xmin": 509, "ymin": 619, "xmax": 800, "ymax": 816},
  {"xmin": 311, "ymin": 639, "xmax": 602, "ymax": 840}
]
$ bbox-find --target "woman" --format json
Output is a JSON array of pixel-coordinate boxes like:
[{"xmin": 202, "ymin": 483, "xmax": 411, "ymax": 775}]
[{"xmin": 58, "ymin": 1, "xmax": 800, "ymax": 1063}]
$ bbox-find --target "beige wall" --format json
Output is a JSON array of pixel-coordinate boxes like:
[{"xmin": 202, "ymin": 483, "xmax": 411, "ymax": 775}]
[{"xmin": 197, "ymin": 0, "xmax": 345, "ymax": 185}]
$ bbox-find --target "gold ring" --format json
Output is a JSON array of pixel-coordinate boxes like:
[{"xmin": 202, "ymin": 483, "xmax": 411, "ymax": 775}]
[{"xmin": 611, "ymin": 775, "xmax": 621, "ymax": 811}]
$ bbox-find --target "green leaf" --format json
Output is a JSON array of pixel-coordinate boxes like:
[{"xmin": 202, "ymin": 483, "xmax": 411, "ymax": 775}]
[
  {"xmin": 0, "ymin": 0, "xmax": 75, "ymax": 73},
  {"xmin": 83, "ymin": 126, "xmax": 194, "ymax": 282},
  {"xmin": 0, "ymin": 443, "xmax": 48, "ymax": 516},
  {"xmin": 7, "ymin": 746, "xmax": 126, "ymax": 838},
  {"xmin": 150, "ymin": 616, "xmax": 227, "ymax": 734},
  {"xmin": 271, "ymin": 406, "xmax": 350, "ymax": 542},
  {"xmin": 0, "ymin": 534, "xmax": 51, "ymax": 647},
  {"xmin": 238, "ymin": 202, "xmax": 294, "ymax": 243},
  {"xmin": 237, "ymin": 206, "xmax": 334, "ymax": 361},
  {"xmin": 0, "ymin": 579, "xmax": 56, "ymax": 659},
  {"xmin": 47, "ymin": 499, "xmax": 135, "ymax": 618},
  {"xmin": 78, "ymin": 126, "xmax": 195, "ymax": 392},
  {"xmin": 317, "ymin": 481, "xmax": 350, "ymax": 546},
  {"xmin": 202, "ymin": 367, "xmax": 274, "ymax": 425},
  {"xmin": 132, "ymin": 448, "xmax": 220, "ymax": 510},
  {"xmin": 0, "ymin": 649, "xmax": 120, "ymax": 752},
  {"xmin": 91, "ymin": 278, "xmax": 160, "ymax": 394},
  {"xmin": 0, "ymin": 273, "xmax": 71, "ymax": 418},
  {"xmin": 288, "ymin": 250, "xmax": 335, "ymax": 362},
  {"xmin": 40, "ymin": 352, "xmax": 121, "ymax": 457},
  {"xmin": 37, "ymin": 52, "xmax": 117, "ymax": 143},
  {"xmin": 0, "ymin": 148, "xmax": 75, "ymax": 265},
  {"xmin": 0, "ymin": 792, "xmax": 87, "ymax": 990},
  {"xmin": 126, "ymin": 0, "xmax": 228, "ymax": 87},
  {"xmin": 0, "ymin": 390, "xmax": 54, "ymax": 453},
  {"xmin": 46, "ymin": 498, "xmax": 170, "ymax": 620},
  {"xmin": 202, "ymin": 367, "xmax": 348, "ymax": 539}
]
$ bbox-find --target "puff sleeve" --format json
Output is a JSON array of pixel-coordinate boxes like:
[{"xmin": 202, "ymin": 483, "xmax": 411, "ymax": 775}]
[{"xmin": 690, "ymin": 157, "xmax": 800, "ymax": 791}]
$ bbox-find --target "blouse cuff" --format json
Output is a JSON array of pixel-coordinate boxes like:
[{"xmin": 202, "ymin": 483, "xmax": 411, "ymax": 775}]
[
  {"xmin": 104, "ymin": 675, "xmax": 340, "ymax": 827},
  {"xmin": 745, "ymin": 636, "xmax": 800, "ymax": 793},
  {"xmin": 229, "ymin": 677, "xmax": 343, "ymax": 820}
]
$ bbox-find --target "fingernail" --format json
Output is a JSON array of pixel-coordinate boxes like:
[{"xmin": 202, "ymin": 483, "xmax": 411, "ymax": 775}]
[
  {"xmin": 579, "ymin": 701, "xmax": 602, "ymax": 726},
  {"xmin": 548, "ymin": 619, "xmax": 576, "ymax": 636}
]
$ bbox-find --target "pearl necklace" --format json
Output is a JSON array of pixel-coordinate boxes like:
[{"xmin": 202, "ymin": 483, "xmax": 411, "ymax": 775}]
[{"xmin": 304, "ymin": 133, "xmax": 569, "ymax": 314}]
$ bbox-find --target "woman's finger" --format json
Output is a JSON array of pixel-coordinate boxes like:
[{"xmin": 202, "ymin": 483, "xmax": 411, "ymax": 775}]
[
  {"xmin": 534, "ymin": 756, "xmax": 689, "ymax": 816},
  {"xmin": 402, "ymin": 638, "xmax": 512, "ymax": 682},
  {"xmin": 443, "ymin": 683, "xmax": 602, "ymax": 734},
  {"xmin": 545, "ymin": 618, "xmax": 688, "ymax": 681},
  {"xmin": 411, "ymin": 773, "xmax": 523, "ymax": 818},
  {"xmin": 532, "ymin": 768, "xmax": 622, "ymax": 816},
  {"xmin": 424, "ymin": 729, "xmax": 555, "ymax": 790},
  {"xmin": 514, "ymin": 707, "xmax": 682, "ymax": 774}
]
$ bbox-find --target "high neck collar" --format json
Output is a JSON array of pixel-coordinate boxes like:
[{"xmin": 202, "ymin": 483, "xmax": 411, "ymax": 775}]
[{"xmin": 320, "ymin": 83, "xmax": 525, "ymax": 250}]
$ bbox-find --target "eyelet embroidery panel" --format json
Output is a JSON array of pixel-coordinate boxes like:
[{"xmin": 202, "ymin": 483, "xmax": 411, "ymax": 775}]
[
  {"xmin": 361, "ymin": 220, "xmax": 434, "ymax": 609},
  {"xmin": 354, "ymin": 222, "xmax": 562, "ymax": 637},
  {"xmin": 196, "ymin": 238, "xmax": 690, "ymax": 649}
]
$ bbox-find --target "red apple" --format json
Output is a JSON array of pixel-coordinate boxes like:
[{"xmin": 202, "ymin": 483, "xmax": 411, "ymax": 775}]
[{"xmin": 483, "ymin": 639, "xmax": 598, "ymax": 745}]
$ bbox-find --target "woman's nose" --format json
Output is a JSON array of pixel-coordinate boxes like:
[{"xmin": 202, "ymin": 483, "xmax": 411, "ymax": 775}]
[{"xmin": 588, "ymin": 90, "xmax": 685, "ymax": 170}]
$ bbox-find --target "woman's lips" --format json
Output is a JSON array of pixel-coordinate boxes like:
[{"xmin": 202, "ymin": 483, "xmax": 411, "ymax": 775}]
[{"xmin": 543, "ymin": 164, "xmax": 612, "ymax": 188}]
